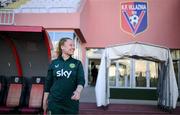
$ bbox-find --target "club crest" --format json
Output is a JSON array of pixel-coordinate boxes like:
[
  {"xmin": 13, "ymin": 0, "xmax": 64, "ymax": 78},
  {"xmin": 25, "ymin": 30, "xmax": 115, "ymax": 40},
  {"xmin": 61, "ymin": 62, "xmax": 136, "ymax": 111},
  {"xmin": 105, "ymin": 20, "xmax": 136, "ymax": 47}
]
[
  {"xmin": 69, "ymin": 63, "xmax": 75, "ymax": 68},
  {"xmin": 15, "ymin": 77, "xmax": 19, "ymax": 83},
  {"xmin": 120, "ymin": 1, "xmax": 148, "ymax": 36},
  {"xmin": 36, "ymin": 78, "xmax": 41, "ymax": 83}
]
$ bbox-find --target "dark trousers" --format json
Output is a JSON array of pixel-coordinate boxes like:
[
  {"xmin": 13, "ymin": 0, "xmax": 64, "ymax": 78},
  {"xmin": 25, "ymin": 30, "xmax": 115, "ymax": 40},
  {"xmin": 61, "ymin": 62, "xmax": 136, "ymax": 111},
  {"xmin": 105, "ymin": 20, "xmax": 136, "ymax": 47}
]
[{"xmin": 48, "ymin": 99, "xmax": 79, "ymax": 114}]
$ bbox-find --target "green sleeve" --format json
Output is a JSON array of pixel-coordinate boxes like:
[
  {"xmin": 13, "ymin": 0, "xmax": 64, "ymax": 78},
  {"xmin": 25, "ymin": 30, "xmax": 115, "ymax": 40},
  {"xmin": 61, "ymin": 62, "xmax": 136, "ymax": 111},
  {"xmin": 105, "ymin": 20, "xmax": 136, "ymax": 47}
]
[
  {"xmin": 44, "ymin": 63, "xmax": 53, "ymax": 92},
  {"xmin": 77, "ymin": 61, "xmax": 85, "ymax": 87}
]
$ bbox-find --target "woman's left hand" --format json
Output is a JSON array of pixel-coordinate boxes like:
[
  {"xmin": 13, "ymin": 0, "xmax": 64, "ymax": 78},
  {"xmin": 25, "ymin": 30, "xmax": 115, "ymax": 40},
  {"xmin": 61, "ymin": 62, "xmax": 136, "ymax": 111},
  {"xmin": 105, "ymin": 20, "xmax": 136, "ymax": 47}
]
[{"xmin": 71, "ymin": 90, "xmax": 80, "ymax": 100}]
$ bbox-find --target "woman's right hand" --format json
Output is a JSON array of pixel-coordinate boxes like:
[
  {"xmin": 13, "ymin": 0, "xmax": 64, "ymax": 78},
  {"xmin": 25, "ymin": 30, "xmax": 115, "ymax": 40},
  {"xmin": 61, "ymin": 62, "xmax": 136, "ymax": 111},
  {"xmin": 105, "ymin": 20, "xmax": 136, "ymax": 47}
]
[
  {"xmin": 43, "ymin": 101, "xmax": 47, "ymax": 113},
  {"xmin": 43, "ymin": 92, "xmax": 49, "ymax": 113}
]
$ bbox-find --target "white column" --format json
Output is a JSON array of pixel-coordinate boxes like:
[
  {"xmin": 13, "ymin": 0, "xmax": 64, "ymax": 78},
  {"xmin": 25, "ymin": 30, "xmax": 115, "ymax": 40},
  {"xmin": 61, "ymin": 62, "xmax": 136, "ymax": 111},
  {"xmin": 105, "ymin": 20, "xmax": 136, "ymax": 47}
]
[
  {"xmin": 146, "ymin": 61, "xmax": 150, "ymax": 88},
  {"xmin": 84, "ymin": 56, "xmax": 89, "ymax": 87},
  {"xmin": 125, "ymin": 75, "xmax": 128, "ymax": 87},
  {"xmin": 130, "ymin": 59, "xmax": 135, "ymax": 87},
  {"xmin": 115, "ymin": 62, "xmax": 120, "ymax": 87}
]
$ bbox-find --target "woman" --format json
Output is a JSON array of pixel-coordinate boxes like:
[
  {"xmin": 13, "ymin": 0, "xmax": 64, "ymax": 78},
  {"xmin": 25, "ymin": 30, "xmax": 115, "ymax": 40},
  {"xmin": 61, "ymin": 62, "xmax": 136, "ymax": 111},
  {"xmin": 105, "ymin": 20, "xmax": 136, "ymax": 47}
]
[{"xmin": 43, "ymin": 37, "xmax": 85, "ymax": 114}]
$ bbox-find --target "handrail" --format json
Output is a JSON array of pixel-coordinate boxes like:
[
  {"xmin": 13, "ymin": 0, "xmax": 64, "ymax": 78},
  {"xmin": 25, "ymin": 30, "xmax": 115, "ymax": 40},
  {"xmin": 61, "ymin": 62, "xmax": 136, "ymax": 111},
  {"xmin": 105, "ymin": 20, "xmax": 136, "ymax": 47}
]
[
  {"xmin": 15, "ymin": 6, "xmax": 77, "ymax": 13},
  {"xmin": 0, "ymin": 9, "xmax": 14, "ymax": 25}
]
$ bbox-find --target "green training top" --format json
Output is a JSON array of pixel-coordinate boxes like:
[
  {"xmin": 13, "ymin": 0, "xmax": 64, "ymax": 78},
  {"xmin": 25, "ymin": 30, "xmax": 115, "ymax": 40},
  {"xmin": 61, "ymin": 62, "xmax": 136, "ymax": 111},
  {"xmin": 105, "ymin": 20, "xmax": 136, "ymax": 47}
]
[{"xmin": 45, "ymin": 56, "xmax": 85, "ymax": 102}]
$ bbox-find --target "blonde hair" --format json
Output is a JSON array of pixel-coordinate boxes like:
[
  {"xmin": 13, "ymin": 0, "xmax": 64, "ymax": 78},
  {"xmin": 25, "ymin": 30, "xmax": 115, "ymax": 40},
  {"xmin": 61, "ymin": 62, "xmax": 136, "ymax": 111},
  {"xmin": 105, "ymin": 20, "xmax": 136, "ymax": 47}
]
[{"xmin": 57, "ymin": 37, "xmax": 72, "ymax": 57}]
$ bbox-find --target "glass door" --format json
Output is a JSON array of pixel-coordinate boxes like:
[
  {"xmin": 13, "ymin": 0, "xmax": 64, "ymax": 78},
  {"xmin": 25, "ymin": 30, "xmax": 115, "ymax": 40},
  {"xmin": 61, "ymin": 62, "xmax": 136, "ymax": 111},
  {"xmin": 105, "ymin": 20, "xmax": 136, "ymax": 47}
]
[{"xmin": 108, "ymin": 58, "xmax": 158, "ymax": 89}]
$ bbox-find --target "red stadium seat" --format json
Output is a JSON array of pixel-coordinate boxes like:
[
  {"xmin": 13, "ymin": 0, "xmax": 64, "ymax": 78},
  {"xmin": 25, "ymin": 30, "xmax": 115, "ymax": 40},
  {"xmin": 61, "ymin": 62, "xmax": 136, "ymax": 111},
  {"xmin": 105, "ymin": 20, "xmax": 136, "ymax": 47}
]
[
  {"xmin": 0, "ymin": 76, "xmax": 25, "ymax": 114},
  {"xmin": 19, "ymin": 76, "xmax": 45, "ymax": 114}
]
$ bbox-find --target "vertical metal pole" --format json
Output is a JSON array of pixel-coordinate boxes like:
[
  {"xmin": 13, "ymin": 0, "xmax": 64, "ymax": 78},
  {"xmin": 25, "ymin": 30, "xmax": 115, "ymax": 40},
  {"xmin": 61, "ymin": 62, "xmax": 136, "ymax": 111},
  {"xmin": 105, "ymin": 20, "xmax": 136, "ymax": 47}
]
[
  {"xmin": 3, "ymin": 10, "xmax": 6, "ymax": 24},
  {"xmin": 8, "ymin": 11, "xmax": 10, "ymax": 24}
]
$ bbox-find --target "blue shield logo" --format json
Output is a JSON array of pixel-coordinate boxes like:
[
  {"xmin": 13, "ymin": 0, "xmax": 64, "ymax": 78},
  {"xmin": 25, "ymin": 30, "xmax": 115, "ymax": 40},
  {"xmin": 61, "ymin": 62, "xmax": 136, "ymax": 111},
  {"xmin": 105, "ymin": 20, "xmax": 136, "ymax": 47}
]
[{"xmin": 121, "ymin": 2, "xmax": 148, "ymax": 36}]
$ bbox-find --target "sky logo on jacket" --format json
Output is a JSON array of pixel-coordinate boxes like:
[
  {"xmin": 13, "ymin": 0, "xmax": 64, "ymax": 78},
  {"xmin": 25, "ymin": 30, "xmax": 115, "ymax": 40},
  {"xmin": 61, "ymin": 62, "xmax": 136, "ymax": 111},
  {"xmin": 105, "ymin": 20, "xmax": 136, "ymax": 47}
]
[
  {"xmin": 120, "ymin": 1, "xmax": 148, "ymax": 36},
  {"xmin": 56, "ymin": 69, "xmax": 72, "ymax": 78}
]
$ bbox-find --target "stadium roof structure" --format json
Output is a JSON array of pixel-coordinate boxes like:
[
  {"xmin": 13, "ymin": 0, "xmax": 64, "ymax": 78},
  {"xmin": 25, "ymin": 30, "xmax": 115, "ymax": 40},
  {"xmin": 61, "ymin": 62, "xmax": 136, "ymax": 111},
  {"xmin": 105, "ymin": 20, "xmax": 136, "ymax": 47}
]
[
  {"xmin": 14, "ymin": 0, "xmax": 83, "ymax": 13},
  {"xmin": 0, "ymin": 25, "xmax": 51, "ymax": 61},
  {"xmin": 0, "ymin": 25, "xmax": 44, "ymax": 32}
]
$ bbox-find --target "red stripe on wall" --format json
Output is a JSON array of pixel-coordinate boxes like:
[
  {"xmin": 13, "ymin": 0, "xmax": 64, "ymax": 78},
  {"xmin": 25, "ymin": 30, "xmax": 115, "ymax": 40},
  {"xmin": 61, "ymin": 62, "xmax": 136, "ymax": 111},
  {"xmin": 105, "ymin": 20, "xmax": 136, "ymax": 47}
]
[
  {"xmin": 4, "ymin": 38, "xmax": 23, "ymax": 76},
  {"xmin": 43, "ymin": 29, "xmax": 51, "ymax": 62}
]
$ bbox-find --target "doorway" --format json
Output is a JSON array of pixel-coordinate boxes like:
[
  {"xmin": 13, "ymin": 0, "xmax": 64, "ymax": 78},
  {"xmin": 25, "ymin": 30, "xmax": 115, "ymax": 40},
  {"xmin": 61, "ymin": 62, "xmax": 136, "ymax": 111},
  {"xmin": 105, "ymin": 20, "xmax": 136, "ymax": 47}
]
[
  {"xmin": 80, "ymin": 48, "xmax": 104, "ymax": 103},
  {"xmin": 88, "ymin": 59, "xmax": 100, "ymax": 86},
  {"xmin": 86, "ymin": 48, "xmax": 104, "ymax": 86},
  {"xmin": 173, "ymin": 60, "xmax": 180, "ymax": 97}
]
